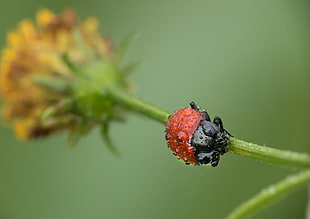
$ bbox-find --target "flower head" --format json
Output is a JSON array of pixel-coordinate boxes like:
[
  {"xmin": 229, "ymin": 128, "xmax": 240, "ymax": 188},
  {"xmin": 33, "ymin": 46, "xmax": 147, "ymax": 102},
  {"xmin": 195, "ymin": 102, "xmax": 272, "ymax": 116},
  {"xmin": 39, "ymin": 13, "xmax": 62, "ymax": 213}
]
[{"xmin": 0, "ymin": 9, "xmax": 131, "ymax": 145}]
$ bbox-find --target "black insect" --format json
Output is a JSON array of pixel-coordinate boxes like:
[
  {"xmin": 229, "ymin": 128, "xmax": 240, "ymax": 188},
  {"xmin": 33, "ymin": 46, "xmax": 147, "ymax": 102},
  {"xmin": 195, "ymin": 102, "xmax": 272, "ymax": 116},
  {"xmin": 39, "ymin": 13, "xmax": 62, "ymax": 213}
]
[{"xmin": 189, "ymin": 102, "xmax": 233, "ymax": 167}]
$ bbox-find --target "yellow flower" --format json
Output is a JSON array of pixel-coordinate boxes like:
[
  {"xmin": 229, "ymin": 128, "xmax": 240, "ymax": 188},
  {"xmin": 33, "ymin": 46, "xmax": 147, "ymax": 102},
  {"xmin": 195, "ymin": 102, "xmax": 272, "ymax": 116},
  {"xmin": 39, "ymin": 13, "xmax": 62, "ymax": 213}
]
[{"xmin": 0, "ymin": 9, "xmax": 124, "ymax": 141}]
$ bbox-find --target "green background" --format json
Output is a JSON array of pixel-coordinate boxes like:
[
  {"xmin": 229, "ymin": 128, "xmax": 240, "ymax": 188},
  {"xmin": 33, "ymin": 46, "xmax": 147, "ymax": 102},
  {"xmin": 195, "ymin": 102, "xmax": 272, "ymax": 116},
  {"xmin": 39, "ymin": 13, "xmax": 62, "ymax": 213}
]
[{"xmin": 0, "ymin": 0, "xmax": 310, "ymax": 218}]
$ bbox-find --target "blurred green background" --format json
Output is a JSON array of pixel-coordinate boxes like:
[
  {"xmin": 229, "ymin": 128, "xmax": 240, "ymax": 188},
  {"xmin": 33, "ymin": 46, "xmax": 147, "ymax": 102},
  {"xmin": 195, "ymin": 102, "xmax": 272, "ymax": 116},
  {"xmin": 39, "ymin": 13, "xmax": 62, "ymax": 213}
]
[{"xmin": 0, "ymin": 0, "xmax": 310, "ymax": 218}]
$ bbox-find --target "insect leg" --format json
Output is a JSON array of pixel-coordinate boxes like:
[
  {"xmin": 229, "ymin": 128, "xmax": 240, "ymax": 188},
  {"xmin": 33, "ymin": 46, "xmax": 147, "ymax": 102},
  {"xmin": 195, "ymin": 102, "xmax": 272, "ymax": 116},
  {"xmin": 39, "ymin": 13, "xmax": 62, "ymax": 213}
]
[
  {"xmin": 189, "ymin": 101, "xmax": 199, "ymax": 110},
  {"xmin": 214, "ymin": 116, "xmax": 234, "ymax": 137},
  {"xmin": 202, "ymin": 111, "xmax": 211, "ymax": 121},
  {"xmin": 213, "ymin": 116, "xmax": 224, "ymax": 130}
]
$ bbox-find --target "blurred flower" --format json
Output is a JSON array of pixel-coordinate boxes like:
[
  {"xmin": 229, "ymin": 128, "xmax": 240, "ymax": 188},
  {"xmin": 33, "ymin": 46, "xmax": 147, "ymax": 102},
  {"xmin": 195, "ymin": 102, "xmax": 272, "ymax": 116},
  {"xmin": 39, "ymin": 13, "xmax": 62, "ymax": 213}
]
[{"xmin": 0, "ymin": 9, "xmax": 132, "ymax": 147}]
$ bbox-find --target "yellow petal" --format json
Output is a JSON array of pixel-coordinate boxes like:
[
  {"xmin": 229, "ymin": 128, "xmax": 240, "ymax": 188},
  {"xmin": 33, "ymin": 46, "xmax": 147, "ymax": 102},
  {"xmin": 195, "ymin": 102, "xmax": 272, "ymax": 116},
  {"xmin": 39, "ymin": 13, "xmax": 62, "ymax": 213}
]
[
  {"xmin": 19, "ymin": 20, "xmax": 36, "ymax": 40},
  {"xmin": 14, "ymin": 121, "xmax": 30, "ymax": 140},
  {"xmin": 36, "ymin": 9, "xmax": 56, "ymax": 27},
  {"xmin": 83, "ymin": 17, "xmax": 99, "ymax": 34}
]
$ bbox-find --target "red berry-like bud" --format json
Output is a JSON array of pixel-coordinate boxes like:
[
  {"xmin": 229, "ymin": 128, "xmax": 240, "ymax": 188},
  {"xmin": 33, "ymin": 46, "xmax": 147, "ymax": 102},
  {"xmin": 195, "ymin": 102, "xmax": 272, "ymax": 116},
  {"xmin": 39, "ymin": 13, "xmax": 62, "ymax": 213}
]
[{"xmin": 165, "ymin": 107, "xmax": 204, "ymax": 165}]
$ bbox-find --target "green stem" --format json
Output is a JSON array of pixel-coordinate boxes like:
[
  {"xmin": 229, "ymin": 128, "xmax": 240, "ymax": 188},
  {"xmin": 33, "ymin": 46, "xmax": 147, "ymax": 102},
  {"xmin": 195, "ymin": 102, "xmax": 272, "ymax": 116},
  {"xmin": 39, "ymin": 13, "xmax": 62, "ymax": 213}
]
[
  {"xmin": 227, "ymin": 138, "xmax": 310, "ymax": 168},
  {"xmin": 105, "ymin": 87, "xmax": 170, "ymax": 124},
  {"xmin": 105, "ymin": 87, "xmax": 310, "ymax": 169},
  {"xmin": 225, "ymin": 169, "xmax": 310, "ymax": 219}
]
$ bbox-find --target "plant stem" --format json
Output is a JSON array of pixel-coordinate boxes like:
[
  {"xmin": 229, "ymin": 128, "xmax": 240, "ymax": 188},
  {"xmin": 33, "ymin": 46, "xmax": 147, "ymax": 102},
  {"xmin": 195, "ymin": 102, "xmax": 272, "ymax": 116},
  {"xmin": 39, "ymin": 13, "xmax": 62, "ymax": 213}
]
[
  {"xmin": 225, "ymin": 169, "xmax": 310, "ymax": 219},
  {"xmin": 105, "ymin": 87, "xmax": 310, "ymax": 169},
  {"xmin": 227, "ymin": 138, "xmax": 310, "ymax": 168},
  {"xmin": 105, "ymin": 87, "xmax": 170, "ymax": 124}
]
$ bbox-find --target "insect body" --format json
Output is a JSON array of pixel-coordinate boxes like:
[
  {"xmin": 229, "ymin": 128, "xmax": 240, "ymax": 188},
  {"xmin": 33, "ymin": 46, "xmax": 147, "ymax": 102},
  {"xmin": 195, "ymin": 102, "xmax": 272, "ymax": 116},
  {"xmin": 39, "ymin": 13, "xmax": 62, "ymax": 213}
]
[{"xmin": 165, "ymin": 102, "xmax": 233, "ymax": 167}]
